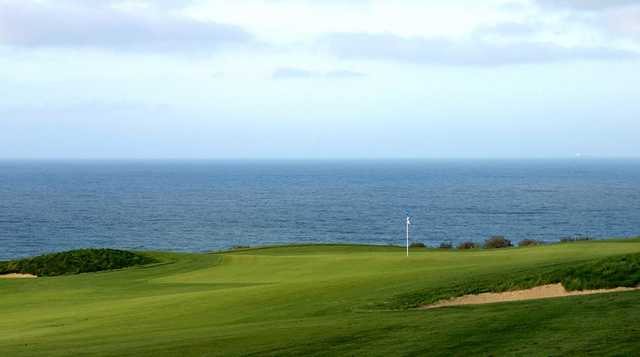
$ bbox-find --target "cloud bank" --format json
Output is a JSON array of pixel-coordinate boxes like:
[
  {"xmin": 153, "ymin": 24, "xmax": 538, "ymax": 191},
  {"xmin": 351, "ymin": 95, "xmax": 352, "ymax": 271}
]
[
  {"xmin": 321, "ymin": 32, "xmax": 638, "ymax": 66},
  {"xmin": 535, "ymin": 0, "xmax": 639, "ymax": 10},
  {"xmin": 2, "ymin": 0, "xmax": 638, "ymax": 66},
  {"xmin": 0, "ymin": 0, "xmax": 251, "ymax": 51}
]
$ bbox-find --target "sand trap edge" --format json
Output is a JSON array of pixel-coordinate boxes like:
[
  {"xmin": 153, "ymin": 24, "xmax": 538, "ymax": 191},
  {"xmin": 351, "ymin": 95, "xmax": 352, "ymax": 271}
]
[
  {"xmin": 0, "ymin": 273, "xmax": 38, "ymax": 279},
  {"xmin": 421, "ymin": 283, "xmax": 640, "ymax": 309}
]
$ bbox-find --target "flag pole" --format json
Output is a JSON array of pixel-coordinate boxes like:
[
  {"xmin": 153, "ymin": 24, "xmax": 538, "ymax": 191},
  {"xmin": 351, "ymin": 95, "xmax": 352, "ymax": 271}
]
[{"xmin": 406, "ymin": 215, "xmax": 410, "ymax": 257}]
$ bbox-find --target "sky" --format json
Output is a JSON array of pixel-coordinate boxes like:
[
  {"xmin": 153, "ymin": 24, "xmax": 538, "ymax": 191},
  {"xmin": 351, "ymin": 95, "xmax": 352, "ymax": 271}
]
[{"xmin": 1, "ymin": 0, "xmax": 639, "ymax": 159}]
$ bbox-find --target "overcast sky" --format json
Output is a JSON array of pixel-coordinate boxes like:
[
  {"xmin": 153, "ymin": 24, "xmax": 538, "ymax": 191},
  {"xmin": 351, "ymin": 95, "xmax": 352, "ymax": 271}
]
[{"xmin": 1, "ymin": 0, "xmax": 639, "ymax": 159}]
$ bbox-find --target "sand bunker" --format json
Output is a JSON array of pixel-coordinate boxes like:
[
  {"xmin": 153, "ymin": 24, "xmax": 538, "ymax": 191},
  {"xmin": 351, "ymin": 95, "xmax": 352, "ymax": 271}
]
[
  {"xmin": 0, "ymin": 273, "xmax": 37, "ymax": 279},
  {"xmin": 422, "ymin": 283, "xmax": 640, "ymax": 309}
]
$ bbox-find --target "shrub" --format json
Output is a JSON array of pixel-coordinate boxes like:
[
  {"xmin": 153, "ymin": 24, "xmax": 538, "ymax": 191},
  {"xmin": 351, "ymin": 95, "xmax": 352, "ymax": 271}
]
[
  {"xmin": 457, "ymin": 241, "xmax": 479, "ymax": 250},
  {"xmin": 483, "ymin": 236, "xmax": 512, "ymax": 249},
  {"xmin": 0, "ymin": 249, "xmax": 156, "ymax": 277},
  {"xmin": 519, "ymin": 239, "xmax": 542, "ymax": 247},
  {"xmin": 409, "ymin": 242, "xmax": 426, "ymax": 248},
  {"xmin": 438, "ymin": 242, "xmax": 453, "ymax": 250}
]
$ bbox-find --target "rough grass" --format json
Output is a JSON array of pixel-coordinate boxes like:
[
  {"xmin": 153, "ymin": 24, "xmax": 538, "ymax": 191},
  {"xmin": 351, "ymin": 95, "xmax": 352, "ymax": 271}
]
[
  {"xmin": 0, "ymin": 249, "xmax": 157, "ymax": 276},
  {"xmin": 2, "ymin": 241, "xmax": 640, "ymax": 356},
  {"xmin": 380, "ymin": 253, "xmax": 640, "ymax": 309},
  {"xmin": 561, "ymin": 253, "xmax": 640, "ymax": 290}
]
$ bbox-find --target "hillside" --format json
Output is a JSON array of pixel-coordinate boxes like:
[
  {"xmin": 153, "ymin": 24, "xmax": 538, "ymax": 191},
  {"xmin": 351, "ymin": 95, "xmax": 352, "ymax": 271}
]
[{"xmin": 2, "ymin": 241, "xmax": 640, "ymax": 356}]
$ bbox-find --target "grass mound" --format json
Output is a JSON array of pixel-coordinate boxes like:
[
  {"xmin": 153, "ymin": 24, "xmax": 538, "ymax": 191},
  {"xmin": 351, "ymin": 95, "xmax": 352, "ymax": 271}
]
[
  {"xmin": 382, "ymin": 253, "xmax": 640, "ymax": 309},
  {"xmin": 0, "ymin": 249, "xmax": 157, "ymax": 277}
]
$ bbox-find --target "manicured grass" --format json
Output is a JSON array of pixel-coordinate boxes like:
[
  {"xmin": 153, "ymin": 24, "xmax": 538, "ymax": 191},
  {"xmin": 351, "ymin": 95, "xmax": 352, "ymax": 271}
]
[{"xmin": 2, "ymin": 240, "xmax": 640, "ymax": 356}]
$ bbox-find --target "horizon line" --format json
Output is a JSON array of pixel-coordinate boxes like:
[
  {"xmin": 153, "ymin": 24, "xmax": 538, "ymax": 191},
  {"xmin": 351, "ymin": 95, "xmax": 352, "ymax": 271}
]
[{"xmin": 1, "ymin": 156, "xmax": 639, "ymax": 161}]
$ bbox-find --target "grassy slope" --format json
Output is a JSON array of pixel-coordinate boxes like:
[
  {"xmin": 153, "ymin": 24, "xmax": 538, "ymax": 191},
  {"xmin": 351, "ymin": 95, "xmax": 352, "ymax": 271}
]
[{"xmin": 2, "ymin": 241, "xmax": 640, "ymax": 356}]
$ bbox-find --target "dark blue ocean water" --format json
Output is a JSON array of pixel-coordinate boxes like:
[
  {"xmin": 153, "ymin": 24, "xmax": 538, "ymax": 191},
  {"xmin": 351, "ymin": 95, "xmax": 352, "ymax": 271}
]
[{"xmin": 1, "ymin": 159, "xmax": 639, "ymax": 260}]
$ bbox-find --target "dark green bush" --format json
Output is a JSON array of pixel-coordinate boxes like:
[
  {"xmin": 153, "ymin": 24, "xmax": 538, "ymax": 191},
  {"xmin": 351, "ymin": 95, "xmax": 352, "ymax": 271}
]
[
  {"xmin": 438, "ymin": 242, "xmax": 453, "ymax": 250},
  {"xmin": 0, "ymin": 249, "xmax": 156, "ymax": 277},
  {"xmin": 457, "ymin": 241, "xmax": 479, "ymax": 250},
  {"xmin": 519, "ymin": 239, "xmax": 542, "ymax": 247},
  {"xmin": 409, "ymin": 242, "xmax": 426, "ymax": 248},
  {"xmin": 484, "ymin": 236, "xmax": 512, "ymax": 249}
]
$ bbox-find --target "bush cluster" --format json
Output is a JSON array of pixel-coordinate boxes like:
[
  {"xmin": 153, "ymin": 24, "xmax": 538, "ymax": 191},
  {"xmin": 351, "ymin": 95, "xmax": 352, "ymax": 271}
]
[
  {"xmin": 483, "ymin": 236, "xmax": 512, "ymax": 249},
  {"xmin": 457, "ymin": 241, "xmax": 479, "ymax": 250},
  {"xmin": 412, "ymin": 235, "xmax": 621, "ymax": 252},
  {"xmin": 518, "ymin": 239, "xmax": 542, "ymax": 247},
  {"xmin": 0, "ymin": 249, "xmax": 156, "ymax": 277}
]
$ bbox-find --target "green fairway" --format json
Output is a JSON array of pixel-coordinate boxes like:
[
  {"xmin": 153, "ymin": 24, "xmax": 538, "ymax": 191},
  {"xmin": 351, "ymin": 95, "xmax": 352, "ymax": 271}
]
[{"xmin": 3, "ymin": 240, "xmax": 640, "ymax": 356}]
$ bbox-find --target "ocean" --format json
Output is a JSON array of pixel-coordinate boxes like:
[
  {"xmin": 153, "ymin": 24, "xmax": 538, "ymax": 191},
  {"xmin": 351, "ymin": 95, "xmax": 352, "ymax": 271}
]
[{"xmin": 1, "ymin": 159, "xmax": 639, "ymax": 260}]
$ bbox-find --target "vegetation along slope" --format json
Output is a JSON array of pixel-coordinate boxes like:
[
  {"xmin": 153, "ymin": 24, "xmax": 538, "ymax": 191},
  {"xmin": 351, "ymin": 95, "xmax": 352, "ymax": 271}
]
[{"xmin": 2, "ymin": 239, "xmax": 640, "ymax": 356}]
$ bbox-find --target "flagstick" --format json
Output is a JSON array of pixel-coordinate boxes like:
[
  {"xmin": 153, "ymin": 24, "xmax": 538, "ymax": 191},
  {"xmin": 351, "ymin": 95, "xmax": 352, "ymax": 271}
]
[{"xmin": 406, "ymin": 216, "xmax": 410, "ymax": 257}]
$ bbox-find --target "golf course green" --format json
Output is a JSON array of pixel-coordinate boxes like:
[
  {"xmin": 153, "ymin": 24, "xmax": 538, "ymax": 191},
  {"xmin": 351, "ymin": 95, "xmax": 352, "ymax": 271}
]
[{"xmin": 3, "ymin": 239, "xmax": 640, "ymax": 356}]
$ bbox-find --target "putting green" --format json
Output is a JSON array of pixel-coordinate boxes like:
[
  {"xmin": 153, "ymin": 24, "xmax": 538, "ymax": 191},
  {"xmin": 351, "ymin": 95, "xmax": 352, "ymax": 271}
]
[{"xmin": 2, "ymin": 240, "xmax": 640, "ymax": 356}]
